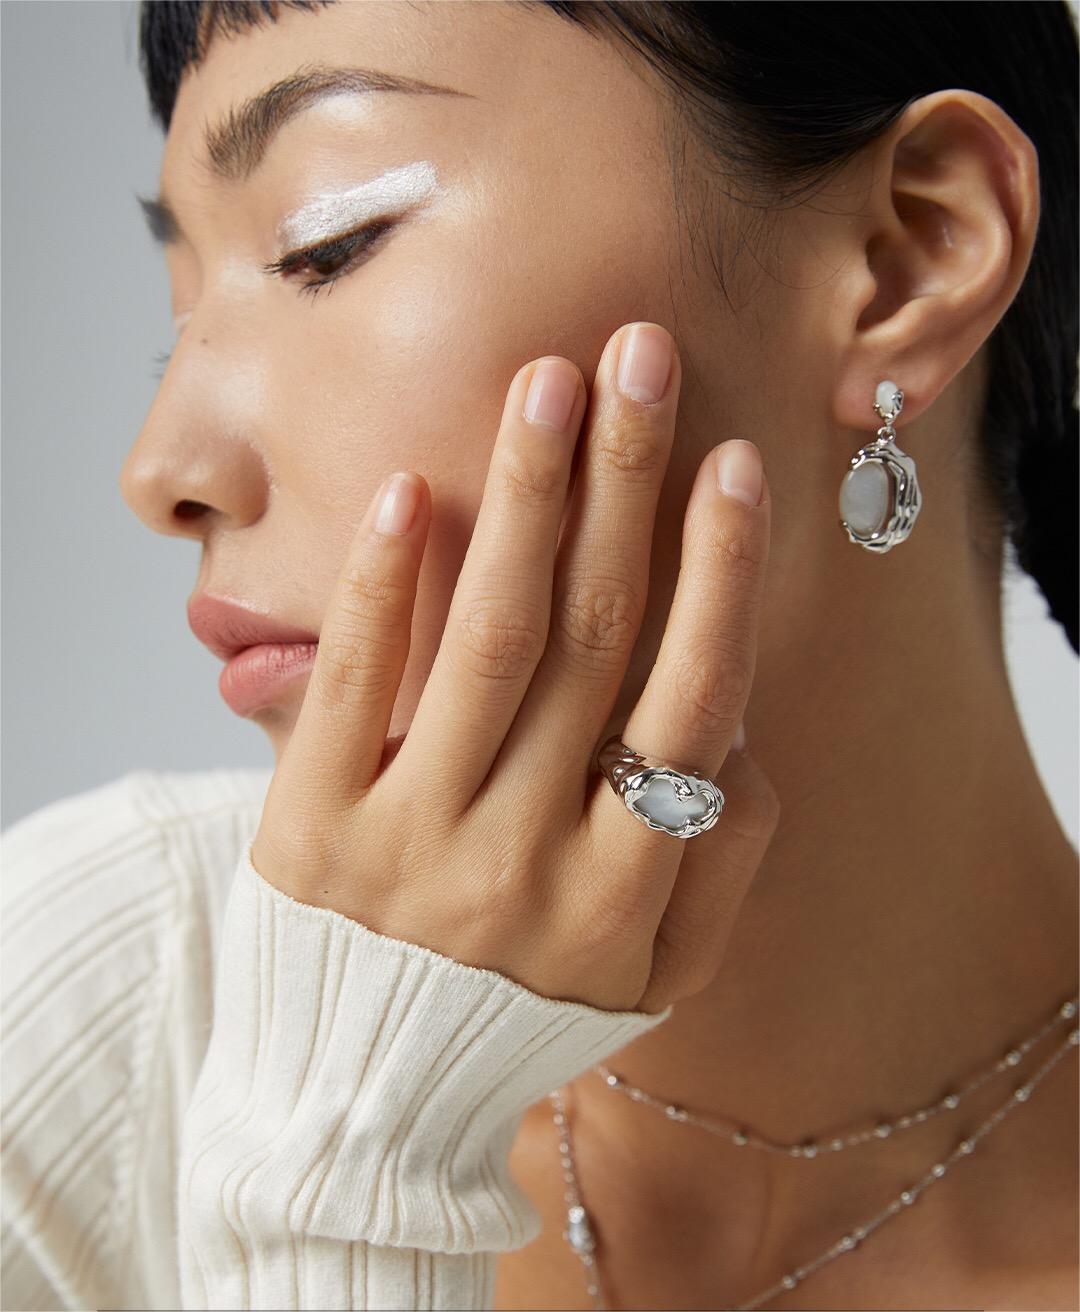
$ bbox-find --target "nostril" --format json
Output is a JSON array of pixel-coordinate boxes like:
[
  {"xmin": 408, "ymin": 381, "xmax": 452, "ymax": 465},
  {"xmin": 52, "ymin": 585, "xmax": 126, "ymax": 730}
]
[{"xmin": 174, "ymin": 500, "xmax": 210, "ymax": 522}]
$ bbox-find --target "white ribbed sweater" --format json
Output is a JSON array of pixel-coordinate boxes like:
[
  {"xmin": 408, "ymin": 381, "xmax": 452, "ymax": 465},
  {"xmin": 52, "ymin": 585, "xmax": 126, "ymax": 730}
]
[{"xmin": 1, "ymin": 767, "xmax": 671, "ymax": 1311}]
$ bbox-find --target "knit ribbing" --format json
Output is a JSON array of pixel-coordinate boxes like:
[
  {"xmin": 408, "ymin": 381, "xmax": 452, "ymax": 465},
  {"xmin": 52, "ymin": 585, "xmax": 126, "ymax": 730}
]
[
  {"xmin": 179, "ymin": 839, "xmax": 671, "ymax": 1309},
  {"xmin": 3, "ymin": 769, "xmax": 673, "ymax": 1311}
]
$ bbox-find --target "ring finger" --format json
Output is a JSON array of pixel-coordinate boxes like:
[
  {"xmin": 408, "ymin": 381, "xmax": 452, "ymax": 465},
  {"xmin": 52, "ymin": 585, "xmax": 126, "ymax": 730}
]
[{"xmin": 591, "ymin": 436, "xmax": 770, "ymax": 857}]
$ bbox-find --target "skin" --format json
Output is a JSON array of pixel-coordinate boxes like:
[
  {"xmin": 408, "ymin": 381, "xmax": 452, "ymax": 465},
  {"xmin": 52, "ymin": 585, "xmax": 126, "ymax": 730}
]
[{"xmin": 119, "ymin": 2, "xmax": 1078, "ymax": 1308}]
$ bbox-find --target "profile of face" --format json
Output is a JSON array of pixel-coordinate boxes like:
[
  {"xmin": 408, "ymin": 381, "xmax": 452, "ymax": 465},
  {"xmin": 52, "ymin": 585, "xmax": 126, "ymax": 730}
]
[{"xmin": 119, "ymin": 0, "xmax": 1025, "ymax": 767}]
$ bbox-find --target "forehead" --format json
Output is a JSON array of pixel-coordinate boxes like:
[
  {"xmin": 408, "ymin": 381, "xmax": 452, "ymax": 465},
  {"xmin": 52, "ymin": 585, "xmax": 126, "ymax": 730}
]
[{"xmin": 161, "ymin": 1, "xmax": 623, "ymax": 188}]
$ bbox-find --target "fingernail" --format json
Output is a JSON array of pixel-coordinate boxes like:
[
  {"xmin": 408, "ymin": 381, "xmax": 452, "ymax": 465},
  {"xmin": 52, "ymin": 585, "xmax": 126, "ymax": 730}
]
[
  {"xmin": 715, "ymin": 440, "xmax": 763, "ymax": 507},
  {"xmin": 374, "ymin": 471, "xmax": 420, "ymax": 535},
  {"xmin": 523, "ymin": 357, "xmax": 579, "ymax": 431},
  {"xmin": 615, "ymin": 322, "xmax": 673, "ymax": 405},
  {"xmin": 733, "ymin": 720, "xmax": 747, "ymax": 751}
]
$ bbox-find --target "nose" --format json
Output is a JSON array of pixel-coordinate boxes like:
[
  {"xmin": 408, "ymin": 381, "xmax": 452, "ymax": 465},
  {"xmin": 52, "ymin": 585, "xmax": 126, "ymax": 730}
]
[{"xmin": 118, "ymin": 365, "xmax": 270, "ymax": 540}]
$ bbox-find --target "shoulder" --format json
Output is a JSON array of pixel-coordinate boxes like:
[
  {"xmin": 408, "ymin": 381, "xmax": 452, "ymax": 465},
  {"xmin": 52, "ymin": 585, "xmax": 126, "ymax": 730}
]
[
  {"xmin": 3, "ymin": 764, "xmax": 273, "ymax": 912},
  {"xmin": 3, "ymin": 763, "xmax": 274, "ymax": 854},
  {"xmin": 2, "ymin": 762, "xmax": 276, "ymax": 1084},
  {"xmin": 1, "ymin": 765, "xmax": 275, "ymax": 1308},
  {"xmin": 2, "ymin": 763, "xmax": 275, "ymax": 1028},
  {"xmin": 2, "ymin": 761, "xmax": 275, "ymax": 1032}
]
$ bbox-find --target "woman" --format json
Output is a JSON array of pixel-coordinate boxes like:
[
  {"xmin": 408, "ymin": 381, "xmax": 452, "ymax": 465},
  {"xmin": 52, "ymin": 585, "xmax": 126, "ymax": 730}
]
[{"xmin": 3, "ymin": 1, "xmax": 1077, "ymax": 1308}]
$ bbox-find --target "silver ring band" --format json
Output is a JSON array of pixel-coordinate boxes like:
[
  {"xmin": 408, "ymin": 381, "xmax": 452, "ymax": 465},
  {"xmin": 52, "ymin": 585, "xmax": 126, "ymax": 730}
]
[{"xmin": 596, "ymin": 733, "xmax": 725, "ymax": 839}]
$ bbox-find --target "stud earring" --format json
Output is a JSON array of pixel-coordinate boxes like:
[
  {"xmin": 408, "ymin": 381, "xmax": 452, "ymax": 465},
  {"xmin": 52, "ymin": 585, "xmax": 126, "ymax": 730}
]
[{"xmin": 838, "ymin": 380, "xmax": 922, "ymax": 552}]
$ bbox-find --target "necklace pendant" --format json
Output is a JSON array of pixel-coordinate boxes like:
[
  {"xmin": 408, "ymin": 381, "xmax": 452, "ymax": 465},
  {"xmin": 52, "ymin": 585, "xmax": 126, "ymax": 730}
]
[{"xmin": 564, "ymin": 1203, "xmax": 596, "ymax": 1255}]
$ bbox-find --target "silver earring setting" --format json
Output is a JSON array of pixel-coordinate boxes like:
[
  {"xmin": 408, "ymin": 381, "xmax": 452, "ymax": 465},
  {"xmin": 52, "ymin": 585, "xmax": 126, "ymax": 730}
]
[{"xmin": 838, "ymin": 380, "xmax": 922, "ymax": 552}]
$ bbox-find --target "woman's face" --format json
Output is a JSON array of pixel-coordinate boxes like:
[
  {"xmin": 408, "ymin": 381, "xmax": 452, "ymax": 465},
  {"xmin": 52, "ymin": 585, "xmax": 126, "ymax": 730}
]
[{"xmin": 119, "ymin": 0, "xmax": 848, "ymax": 759}]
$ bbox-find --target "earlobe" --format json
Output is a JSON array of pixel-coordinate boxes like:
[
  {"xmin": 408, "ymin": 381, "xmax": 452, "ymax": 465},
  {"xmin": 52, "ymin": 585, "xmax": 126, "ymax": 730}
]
[{"xmin": 832, "ymin": 88, "xmax": 1040, "ymax": 432}]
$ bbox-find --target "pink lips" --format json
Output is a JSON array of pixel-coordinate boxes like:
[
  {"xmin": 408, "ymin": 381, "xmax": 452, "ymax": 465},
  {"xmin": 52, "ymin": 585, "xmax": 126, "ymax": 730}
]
[
  {"xmin": 188, "ymin": 593, "xmax": 320, "ymax": 716},
  {"xmin": 187, "ymin": 593, "xmax": 320, "ymax": 661},
  {"xmin": 217, "ymin": 640, "xmax": 319, "ymax": 716},
  {"xmin": 186, "ymin": 594, "xmax": 413, "ymax": 737}
]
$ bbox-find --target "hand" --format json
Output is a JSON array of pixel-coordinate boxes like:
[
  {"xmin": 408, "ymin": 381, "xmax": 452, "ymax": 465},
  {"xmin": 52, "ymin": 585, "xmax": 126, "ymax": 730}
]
[{"xmin": 251, "ymin": 321, "xmax": 779, "ymax": 1015}]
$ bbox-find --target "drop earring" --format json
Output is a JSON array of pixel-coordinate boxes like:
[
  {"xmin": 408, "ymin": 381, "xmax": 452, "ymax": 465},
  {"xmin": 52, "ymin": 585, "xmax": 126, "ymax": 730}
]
[{"xmin": 838, "ymin": 380, "xmax": 922, "ymax": 552}]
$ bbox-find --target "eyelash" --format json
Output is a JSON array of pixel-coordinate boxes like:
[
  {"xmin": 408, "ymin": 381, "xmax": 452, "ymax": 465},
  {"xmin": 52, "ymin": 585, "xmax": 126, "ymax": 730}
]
[
  {"xmin": 261, "ymin": 217, "xmax": 396, "ymax": 301},
  {"xmin": 150, "ymin": 218, "xmax": 395, "ymax": 376}
]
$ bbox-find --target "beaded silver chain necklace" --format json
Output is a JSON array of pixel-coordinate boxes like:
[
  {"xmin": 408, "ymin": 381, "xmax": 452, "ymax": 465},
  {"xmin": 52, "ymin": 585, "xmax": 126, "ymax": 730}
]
[{"xmin": 549, "ymin": 995, "xmax": 1079, "ymax": 1310}]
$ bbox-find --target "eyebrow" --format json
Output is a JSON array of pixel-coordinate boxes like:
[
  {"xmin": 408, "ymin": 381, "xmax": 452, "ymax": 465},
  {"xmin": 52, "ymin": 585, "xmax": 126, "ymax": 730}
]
[{"xmin": 137, "ymin": 63, "xmax": 472, "ymax": 247}]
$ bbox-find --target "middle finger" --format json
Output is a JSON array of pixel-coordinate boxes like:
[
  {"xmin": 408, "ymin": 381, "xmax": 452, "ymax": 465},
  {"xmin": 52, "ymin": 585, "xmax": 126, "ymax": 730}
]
[{"xmin": 500, "ymin": 321, "xmax": 681, "ymax": 782}]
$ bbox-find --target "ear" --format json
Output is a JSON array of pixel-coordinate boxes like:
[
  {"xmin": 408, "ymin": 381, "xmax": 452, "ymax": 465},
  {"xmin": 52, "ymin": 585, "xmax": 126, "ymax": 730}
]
[{"xmin": 831, "ymin": 89, "xmax": 1040, "ymax": 432}]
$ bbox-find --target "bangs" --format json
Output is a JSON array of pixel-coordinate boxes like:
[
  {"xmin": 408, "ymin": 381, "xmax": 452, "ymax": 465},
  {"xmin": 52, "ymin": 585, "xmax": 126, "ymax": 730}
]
[{"xmin": 138, "ymin": 0, "xmax": 337, "ymax": 131}]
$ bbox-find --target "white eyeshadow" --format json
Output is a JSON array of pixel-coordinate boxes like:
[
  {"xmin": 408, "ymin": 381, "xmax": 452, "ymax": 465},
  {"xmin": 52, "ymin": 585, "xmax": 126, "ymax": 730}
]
[{"xmin": 277, "ymin": 160, "xmax": 441, "ymax": 249}]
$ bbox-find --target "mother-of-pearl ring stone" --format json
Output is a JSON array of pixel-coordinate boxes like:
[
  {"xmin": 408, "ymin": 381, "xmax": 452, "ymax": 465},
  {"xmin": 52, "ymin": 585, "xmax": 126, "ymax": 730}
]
[
  {"xmin": 622, "ymin": 768, "xmax": 724, "ymax": 839},
  {"xmin": 597, "ymin": 734, "xmax": 725, "ymax": 839}
]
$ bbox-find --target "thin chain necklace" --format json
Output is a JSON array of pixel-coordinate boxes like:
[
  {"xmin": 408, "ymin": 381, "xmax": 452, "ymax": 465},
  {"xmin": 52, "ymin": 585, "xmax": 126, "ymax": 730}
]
[{"xmin": 549, "ymin": 995, "xmax": 1079, "ymax": 1310}]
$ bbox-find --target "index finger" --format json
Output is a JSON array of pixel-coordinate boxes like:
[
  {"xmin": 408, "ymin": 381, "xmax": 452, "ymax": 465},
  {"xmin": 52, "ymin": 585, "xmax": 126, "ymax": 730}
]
[{"xmin": 278, "ymin": 469, "xmax": 432, "ymax": 807}]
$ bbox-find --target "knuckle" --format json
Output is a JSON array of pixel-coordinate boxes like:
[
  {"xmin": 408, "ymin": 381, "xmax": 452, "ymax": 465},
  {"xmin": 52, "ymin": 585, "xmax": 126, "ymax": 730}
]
[
  {"xmin": 706, "ymin": 520, "xmax": 766, "ymax": 578},
  {"xmin": 454, "ymin": 598, "xmax": 545, "ymax": 682},
  {"xmin": 680, "ymin": 962, "xmax": 723, "ymax": 1001},
  {"xmin": 499, "ymin": 446, "xmax": 566, "ymax": 504},
  {"xmin": 730, "ymin": 773, "xmax": 782, "ymax": 838},
  {"xmin": 656, "ymin": 946, "xmax": 719, "ymax": 1001},
  {"xmin": 253, "ymin": 800, "xmax": 354, "ymax": 877},
  {"xmin": 670, "ymin": 646, "xmax": 752, "ymax": 727},
  {"xmin": 315, "ymin": 571, "xmax": 411, "ymax": 708},
  {"xmin": 554, "ymin": 576, "xmax": 642, "ymax": 666},
  {"xmin": 315, "ymin": 631, "xmax": 400, "ymax": 708},
  {"xmin": 339, "ymin": 567, "xmax": 413, "ymax": 622},
  {"xmin": 594, "ymin": 413, "xmax": 667, "ymax": 481}
]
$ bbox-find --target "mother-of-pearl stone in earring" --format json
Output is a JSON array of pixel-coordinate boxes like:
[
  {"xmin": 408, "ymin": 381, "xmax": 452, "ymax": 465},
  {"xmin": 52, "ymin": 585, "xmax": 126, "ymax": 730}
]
[{"xmin": 838, "ymin": 380, "xmax": 922, "ymax": 553}]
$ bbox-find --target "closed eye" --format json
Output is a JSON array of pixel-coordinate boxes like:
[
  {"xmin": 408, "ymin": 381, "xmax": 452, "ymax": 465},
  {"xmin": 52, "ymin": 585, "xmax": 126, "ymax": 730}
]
[
  {"xmin": 261, "ymin": 217, "xmax": 397, "ymax": 301},
  {"xmin": 149, "ymin": 218, "xmax": 397, "ymax": 376}
]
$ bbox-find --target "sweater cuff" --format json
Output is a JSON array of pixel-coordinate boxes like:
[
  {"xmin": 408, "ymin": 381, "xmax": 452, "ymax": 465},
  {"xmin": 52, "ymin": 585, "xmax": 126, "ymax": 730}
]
[{"xmin": 181, "ymin": 837, "xmax": 672, "ymax": 1256}]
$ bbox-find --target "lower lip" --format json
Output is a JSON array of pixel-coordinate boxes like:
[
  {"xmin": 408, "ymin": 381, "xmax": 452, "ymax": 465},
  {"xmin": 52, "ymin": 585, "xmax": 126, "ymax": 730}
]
[{"xmin": 219, "ymin": 642, "xmax": 319, "ymax": 716}]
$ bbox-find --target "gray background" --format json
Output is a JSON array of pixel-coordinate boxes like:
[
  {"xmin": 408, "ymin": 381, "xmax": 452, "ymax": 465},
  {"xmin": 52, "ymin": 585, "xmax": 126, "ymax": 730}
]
[{"xmin": 2, "ymin": 0, "xmax": 1078, "ymax": 847}]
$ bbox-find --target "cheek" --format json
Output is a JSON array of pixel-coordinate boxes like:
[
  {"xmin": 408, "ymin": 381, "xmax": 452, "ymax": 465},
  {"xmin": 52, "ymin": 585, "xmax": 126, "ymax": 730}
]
[
  {"xmin": 262, "ymin": 175, "xmax": 678, "ymax": 593},
  {"xmin": 269, "ymin": 151, "xmax": 676, "ymax": 508},
  {"xmin": 259, "ymin": 188, "xmax": 681, "ymax": 745},
  {"xmin": 347, "ymin": 193, "xmax": 672, "ymax": 482}
]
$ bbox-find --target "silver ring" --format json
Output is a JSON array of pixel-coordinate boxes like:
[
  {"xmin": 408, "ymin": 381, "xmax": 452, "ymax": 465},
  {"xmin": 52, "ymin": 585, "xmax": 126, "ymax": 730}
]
[{"xmin": 596, "ymin": 733, "xmax": 725, "ymax": 839}]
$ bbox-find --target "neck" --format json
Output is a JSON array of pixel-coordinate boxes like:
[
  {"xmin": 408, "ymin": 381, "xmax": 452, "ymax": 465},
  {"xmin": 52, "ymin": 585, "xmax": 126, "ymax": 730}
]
[{"xmin": 567, "ymin": 540, "xmax": 1078, "ymax": 1284}]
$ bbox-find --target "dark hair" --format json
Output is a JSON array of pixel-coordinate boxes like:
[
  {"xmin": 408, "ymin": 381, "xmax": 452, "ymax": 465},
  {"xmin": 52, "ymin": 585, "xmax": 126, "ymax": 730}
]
[{"xmin": 139, "ymin": 0, "xmax": 1078, "ymax": 653}]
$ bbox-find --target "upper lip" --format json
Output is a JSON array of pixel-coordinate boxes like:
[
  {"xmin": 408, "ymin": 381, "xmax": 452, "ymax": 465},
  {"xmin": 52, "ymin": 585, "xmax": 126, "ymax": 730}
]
[{"xmin": 187, "ymin": 593, "xmax": 320, "ymax": 662}]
